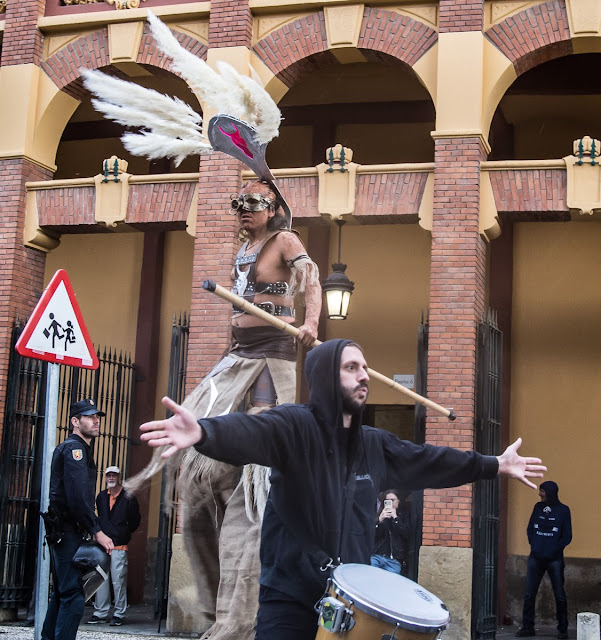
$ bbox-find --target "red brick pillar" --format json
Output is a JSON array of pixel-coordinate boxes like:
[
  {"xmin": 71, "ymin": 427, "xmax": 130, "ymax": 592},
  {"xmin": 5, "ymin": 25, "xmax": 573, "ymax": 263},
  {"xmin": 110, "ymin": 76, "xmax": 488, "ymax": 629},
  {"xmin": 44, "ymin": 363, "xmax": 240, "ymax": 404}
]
[
  {"xmin": 0, "ymin": 0, "xmax": 49, "ymax": 420},
  {"xmin": 0, "ymin": 0, "xmax": 51, "ymax": 434},
  {"xmin": 186, "ymin": 0, "xmax": 251, "ymax": 389},
  {"xmin": 208, "ymin": 0, "xmax": 252, "ymax": 48},
  {"xmin": 423, "ymin": 137, "xmax": 487, "ymax": 545},
  {"xmin": 419, "ymin": 136, "xmax": 488, "ymax": 638},
  {"xmin": 187, "ymin": 155, "xmax": 241, "ymax": 391}
]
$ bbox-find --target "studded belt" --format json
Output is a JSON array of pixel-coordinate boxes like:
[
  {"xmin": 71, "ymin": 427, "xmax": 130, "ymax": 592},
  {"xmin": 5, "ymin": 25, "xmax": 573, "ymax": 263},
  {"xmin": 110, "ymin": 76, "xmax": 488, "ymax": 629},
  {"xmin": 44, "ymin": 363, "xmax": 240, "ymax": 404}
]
[
  {"xmin": 245, "ymin": 281, "xmax": 289, "ymax": 296},
  {"xmin": 255, "ymin": 302, "xmax": 295, "ymax": 317}
]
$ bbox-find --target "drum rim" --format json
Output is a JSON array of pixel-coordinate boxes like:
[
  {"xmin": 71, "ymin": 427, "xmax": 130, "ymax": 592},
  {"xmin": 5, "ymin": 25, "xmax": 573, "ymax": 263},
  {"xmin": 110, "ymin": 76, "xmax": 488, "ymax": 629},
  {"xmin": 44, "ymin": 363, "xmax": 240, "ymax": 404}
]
[{"xmin": 330, "ymin": 568, "xmax": 450, "ymax": 634}]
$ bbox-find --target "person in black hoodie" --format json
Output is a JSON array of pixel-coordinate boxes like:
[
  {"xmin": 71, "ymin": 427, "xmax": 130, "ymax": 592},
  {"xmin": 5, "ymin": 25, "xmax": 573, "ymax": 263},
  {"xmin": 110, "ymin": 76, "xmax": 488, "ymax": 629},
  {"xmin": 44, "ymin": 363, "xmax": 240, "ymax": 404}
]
[
  {"xmin": 516, "ymin": 481, "xmax": 572, "ymax": 639},
  {"xmin": 139, "ymin": 339, "xmax": 546, "ymax": 640}
]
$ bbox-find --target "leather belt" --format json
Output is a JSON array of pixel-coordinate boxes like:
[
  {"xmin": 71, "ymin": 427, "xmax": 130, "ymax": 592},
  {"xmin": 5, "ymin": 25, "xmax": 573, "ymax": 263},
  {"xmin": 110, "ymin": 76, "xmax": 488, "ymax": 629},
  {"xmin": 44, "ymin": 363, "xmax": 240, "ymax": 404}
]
[
  {"xmin": 246, "ymin": 281, "xmax": 289, "ymax": 295},
  {"xmin": 255, "ymin": 302, "xmax": 295, "ymax": 317},
  {"xmin": 233, "ymin": 302, "xmax": 295, "ymax": 317}
]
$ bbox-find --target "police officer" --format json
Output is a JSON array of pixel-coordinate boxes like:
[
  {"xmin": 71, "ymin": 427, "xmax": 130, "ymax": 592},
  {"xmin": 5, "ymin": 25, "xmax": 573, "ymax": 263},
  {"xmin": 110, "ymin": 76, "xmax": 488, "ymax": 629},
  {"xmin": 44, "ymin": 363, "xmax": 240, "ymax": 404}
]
[{"xmin": 41, "ymin": 399, "xmax": 114, "ymax": 640}]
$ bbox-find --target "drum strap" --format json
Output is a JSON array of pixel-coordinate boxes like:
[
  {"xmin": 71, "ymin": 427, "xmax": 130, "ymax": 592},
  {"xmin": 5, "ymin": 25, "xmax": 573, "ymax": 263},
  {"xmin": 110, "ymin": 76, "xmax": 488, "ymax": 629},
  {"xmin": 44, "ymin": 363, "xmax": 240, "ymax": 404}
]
[{"xmin": 335, "ymin": 462, "xmax": 357, "ymax": 563}]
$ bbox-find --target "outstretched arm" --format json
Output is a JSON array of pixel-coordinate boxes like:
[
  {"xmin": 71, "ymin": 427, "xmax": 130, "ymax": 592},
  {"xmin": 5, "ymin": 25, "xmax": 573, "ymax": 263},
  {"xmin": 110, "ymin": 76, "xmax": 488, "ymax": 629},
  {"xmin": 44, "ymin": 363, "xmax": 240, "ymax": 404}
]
[
  {"xmin": 139, "ymin": 397, "xmax": 203, "ymax": 458},
  {"xmin": 496, "ymin": 437, "xmax": 546, "ymax": 489}
]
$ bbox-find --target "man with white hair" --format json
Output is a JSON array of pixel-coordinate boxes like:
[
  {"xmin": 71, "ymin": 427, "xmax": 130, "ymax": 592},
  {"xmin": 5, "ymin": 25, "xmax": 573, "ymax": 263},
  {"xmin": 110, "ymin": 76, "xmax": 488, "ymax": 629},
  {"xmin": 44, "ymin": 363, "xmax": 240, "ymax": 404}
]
[{"xmin": 88, "ymin": 465, "xmax": 140, "ymax": 626}]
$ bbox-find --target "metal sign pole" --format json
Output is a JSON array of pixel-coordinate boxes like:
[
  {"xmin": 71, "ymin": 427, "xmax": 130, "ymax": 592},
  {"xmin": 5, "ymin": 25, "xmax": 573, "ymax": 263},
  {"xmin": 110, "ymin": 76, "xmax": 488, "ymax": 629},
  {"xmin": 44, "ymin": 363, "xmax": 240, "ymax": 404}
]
[{"xmin": 34, "ymin": 362, "xmax": 60, "ymax": 640}]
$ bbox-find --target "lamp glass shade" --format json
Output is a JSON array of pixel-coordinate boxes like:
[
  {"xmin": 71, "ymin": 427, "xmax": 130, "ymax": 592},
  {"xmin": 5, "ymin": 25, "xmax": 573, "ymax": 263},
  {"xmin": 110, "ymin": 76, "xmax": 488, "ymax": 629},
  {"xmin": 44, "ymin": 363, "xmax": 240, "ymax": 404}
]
[{"xmin": 325, "ymin": 288, "xmax": 352, "ymax": 319}]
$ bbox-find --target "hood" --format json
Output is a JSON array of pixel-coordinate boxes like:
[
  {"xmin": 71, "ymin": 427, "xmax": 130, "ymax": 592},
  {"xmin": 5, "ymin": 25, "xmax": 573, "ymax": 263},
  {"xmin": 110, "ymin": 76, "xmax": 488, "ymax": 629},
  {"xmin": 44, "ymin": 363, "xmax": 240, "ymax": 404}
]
[
  {"xmin": 540, "ymin": 480, "xmax": 560, "ymax": 505},
  {"xmin": 305, "ymin": 339, "xmax": 363, "ymax": 431}
]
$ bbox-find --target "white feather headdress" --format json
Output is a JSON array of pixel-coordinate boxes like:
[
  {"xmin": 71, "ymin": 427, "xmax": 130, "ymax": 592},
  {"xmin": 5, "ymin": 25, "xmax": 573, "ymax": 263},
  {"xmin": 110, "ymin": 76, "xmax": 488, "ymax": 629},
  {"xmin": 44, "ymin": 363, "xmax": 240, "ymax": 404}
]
[{"xmin": 82, "ymin": 11, "xmax": 281, "ymax": 167}]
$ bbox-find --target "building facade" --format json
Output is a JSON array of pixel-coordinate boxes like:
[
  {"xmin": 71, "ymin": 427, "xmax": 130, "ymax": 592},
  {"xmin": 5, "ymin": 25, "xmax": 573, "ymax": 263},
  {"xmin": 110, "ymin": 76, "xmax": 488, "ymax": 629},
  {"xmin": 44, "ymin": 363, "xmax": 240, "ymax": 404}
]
[{"xmin": 0, "ymin": 0, "xmax": 600, "ymax": 636}]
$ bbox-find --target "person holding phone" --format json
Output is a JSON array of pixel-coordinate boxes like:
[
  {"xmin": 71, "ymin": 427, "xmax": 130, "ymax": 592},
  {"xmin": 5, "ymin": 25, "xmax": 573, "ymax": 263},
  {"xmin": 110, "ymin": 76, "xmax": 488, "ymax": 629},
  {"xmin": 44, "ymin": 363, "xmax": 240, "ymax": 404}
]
[{"xmin": 371, "ymin": 489, "xmax": 410, "ymax": 574}]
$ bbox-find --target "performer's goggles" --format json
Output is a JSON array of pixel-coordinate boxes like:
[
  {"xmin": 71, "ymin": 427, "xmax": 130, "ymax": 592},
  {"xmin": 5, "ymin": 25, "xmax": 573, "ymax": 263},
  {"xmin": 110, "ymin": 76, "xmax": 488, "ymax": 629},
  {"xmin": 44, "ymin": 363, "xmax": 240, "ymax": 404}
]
[{"xmin": 230, "ymin": 193, "xmax": 274, "ymax": 213}]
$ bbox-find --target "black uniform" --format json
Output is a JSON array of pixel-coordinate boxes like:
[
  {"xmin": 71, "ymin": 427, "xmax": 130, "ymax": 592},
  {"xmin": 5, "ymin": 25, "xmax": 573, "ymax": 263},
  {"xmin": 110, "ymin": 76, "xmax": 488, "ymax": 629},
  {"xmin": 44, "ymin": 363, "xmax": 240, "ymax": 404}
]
[
  {"xmin": 42, "ymin": 433, "xmax": 100, "ymax": 640},
  {"xmin": 49, "ymin": 433, "xmax": 101, "ymax": 534}
]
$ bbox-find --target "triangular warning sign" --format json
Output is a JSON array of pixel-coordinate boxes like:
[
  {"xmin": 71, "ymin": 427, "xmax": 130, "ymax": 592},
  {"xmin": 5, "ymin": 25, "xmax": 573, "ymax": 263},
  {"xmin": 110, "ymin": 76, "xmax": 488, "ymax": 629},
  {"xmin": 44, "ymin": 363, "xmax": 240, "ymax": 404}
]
[{"xmin": 16, "ymin": 269, "xmax": 99, "ymax": 369}]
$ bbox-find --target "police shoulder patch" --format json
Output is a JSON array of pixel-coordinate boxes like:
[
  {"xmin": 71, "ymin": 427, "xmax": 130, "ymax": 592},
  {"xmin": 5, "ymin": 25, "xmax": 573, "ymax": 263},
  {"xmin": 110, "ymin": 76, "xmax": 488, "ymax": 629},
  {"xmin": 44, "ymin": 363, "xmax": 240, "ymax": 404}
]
[{"xmin": 72, "ymin": 449, "xmax": 83, "ymax": 461}]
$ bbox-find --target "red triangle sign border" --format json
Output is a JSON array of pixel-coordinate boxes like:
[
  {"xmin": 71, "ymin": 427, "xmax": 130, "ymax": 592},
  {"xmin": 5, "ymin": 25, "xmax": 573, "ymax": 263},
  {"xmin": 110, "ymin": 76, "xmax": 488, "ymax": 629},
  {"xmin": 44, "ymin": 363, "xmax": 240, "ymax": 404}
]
[{"xmin": 15, "ymin": 269, "xmax": 99, "ymax": 369}]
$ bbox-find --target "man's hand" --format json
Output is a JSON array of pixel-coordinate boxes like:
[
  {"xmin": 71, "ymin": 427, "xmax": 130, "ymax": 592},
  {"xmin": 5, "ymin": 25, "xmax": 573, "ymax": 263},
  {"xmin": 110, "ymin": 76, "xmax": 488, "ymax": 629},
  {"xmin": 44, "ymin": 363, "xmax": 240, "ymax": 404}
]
[
  {"xmin": 497, "ymin": 437, "xmax": 546, "ymax": 489},
  {"xmin": 95, "ymin": 531, "xmax": 114, "ymax": 554},
  {"xmin": 296, "ymin": 323, "xmax": 318, "ymax": 347},
  {"xmin": 139, "ymin": 397, "xmax": 203, "ymax": 458}
]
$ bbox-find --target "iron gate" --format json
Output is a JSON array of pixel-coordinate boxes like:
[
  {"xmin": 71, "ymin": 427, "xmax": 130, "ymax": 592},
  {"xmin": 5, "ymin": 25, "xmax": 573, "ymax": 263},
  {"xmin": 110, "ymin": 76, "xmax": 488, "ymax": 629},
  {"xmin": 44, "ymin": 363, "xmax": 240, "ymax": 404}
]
[
  {"xmin": 154, "ymin": 313, "xmax": 189, "ymax": 626},
  {"xmin": 406, "ymin": 311, "xmax": 428, "ymax": 582},
  {"xmin": 0, "ymin": 321, "xmax": 136, "ymax": 609},
  {"xmin": 472, "ymin": 310, "xmax": 502, "ymax": 639}
]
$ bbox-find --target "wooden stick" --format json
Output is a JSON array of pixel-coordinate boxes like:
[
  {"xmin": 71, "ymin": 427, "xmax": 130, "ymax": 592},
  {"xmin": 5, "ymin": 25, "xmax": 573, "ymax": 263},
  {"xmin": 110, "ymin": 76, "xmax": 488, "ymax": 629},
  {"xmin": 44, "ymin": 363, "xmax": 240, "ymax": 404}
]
[{"xmin": 202, "ymin": 280, "xmax": 456, "ymax": 421}]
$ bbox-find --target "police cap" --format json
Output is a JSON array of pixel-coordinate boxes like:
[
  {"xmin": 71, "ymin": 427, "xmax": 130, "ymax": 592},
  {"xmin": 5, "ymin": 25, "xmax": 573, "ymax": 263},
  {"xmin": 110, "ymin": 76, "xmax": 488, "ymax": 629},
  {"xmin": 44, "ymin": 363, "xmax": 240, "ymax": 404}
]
[{"xmin": 69, "ymin": 399, "xmax": 106, "ymax": 419}]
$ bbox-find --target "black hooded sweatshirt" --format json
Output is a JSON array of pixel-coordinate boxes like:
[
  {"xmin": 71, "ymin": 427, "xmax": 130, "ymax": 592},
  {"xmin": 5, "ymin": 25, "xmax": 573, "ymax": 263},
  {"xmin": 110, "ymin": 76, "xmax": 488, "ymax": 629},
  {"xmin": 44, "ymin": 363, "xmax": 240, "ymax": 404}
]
[
  {"xmin": 527, "ymin": 480, "xmax": 572, "ymax": 560},
  {"xmin": 195, "ymin": 339, "xmax": 499, "ymax": 608}
]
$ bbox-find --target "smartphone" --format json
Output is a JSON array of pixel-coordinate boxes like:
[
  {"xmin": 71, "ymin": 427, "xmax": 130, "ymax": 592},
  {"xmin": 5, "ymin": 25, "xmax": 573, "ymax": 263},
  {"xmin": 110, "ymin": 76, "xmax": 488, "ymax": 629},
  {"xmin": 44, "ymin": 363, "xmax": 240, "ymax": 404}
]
[{"xmin": 384, "ymin": 499, "xmax": 392, "ymax": 508}]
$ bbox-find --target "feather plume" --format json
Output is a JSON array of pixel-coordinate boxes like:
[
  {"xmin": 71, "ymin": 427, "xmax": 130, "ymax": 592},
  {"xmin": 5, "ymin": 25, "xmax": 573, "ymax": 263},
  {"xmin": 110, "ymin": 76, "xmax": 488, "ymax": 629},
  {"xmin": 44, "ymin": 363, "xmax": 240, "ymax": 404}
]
[
  {"xmin": 146, "ymin": 12, "xmax": 230, "ymax": 109},
  {"xmin": 215, "ymin": 61, "xmax": 281, "ymax": 143},
  {"xmin": 83, "ymin": 68, "xmax": 210, "ymax": 165},
  {"xmin": 122, "ymin": 131, "xmax": 211, "ymax": 166},
  {"xmin": 147, "ymin": 12, "xmax": 280, "ymax": 142},
  {"xmin": 84, "ymin": 69, "xmax": 200, "ymax": 127},
  {"xmin": 83, "ymin": 12, "xmax": 281, "ymax": 166}
]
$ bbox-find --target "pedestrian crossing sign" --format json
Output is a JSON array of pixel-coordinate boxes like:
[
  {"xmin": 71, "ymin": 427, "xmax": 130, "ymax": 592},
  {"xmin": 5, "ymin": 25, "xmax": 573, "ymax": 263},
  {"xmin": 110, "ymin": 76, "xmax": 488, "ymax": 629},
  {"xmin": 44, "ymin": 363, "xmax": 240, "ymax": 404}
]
[{"xmin": 15, "ymin": 269, "xmax": 99, "ymax": 369}]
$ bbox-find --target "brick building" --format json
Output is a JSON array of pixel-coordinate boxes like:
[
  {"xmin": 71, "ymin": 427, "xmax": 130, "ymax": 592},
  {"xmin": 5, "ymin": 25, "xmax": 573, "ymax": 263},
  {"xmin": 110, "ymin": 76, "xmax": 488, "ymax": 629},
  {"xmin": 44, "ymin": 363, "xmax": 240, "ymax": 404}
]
[{"xmin": 0, "ymin": 0, "xmax": 600, "ymax": 637}]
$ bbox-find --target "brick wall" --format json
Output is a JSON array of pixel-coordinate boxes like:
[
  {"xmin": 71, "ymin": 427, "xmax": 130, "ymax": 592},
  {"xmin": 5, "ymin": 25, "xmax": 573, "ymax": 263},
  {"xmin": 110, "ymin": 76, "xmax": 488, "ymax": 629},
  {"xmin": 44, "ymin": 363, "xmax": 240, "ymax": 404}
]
[
  {"xmin": 0, "ymin": 159, "xmax": 52, "ymax": 440},
  {"xmin": 253, "ymin": 12, "xmax": 330, "ymax": 88},
  {"xmin": 186, "ymin": 154, "xmax": 241, "ymax": 392},
  {"xmin": 439, "ymin": 0, "xmax": 484, "ymax": 33},
  {"xmin": 358, "ymin": 8, "xmax": 437, "ymax": 65},
  {"xmin": 0, "ymin": 0, "xmax": 44, "ymax": 66},
  {"xmin": 209, "ymin": 0, "xmax": 252, "ymax": 48},
  {"xmin": 485, "ymin": 0, "xmax": 572, "ymax": 75},
  {"xmin": 422, "ymin": 137, "xmax": 488, "ymax": 547}
]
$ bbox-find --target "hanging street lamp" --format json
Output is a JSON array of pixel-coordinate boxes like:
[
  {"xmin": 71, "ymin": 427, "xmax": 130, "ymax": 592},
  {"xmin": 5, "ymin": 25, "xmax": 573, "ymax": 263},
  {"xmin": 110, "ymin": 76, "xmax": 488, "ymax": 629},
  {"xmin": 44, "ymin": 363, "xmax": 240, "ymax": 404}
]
[{"xmin": 322, "ymin": 219, "xmax": 354, "ymax": 320}]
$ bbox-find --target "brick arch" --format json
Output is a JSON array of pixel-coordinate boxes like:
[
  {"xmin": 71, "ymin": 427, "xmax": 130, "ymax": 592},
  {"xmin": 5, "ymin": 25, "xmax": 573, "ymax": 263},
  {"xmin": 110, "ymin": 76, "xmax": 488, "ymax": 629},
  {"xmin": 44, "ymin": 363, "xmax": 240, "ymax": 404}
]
[
  {"xmin": 253, "ymin": 9, "xmax": 437, "ymax": 89},
  {"xmin": 42, "ymin": 25, "xmax": 207, "ymax": 100},
  {"xmin": 486, "ymin": 0, "xmax": 573, "ymax": 76},
  {"xmin": 358, "ymin": 7, "xmax": 437, "ymax": 67}
]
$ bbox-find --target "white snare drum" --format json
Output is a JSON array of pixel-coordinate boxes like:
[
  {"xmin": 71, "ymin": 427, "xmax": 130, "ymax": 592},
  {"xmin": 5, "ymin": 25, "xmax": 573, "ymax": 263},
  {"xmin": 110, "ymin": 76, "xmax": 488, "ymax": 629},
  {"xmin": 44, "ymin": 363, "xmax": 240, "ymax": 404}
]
[{"xmin": 316, "ymin": 564, "xmax": 450, "ymax": 639}]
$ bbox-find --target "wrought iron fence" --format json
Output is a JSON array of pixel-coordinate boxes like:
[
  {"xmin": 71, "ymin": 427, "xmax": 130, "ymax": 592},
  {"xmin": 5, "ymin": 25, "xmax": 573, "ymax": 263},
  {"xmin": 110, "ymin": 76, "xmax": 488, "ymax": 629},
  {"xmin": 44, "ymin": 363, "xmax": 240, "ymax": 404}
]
[
  {"xmin": 155, "ymin": 313, "xmax": 189, "ymax": 626},
  {"xmin": 58, "ymin": 348, "xmax": 135, "ymax": 494},
  {"xmin": 473, "ymin": 309, "xmax": 502, "ymax": 640},
  {"xmin": 0, "ymin": 321, "xmax": 135, "ymax": 609}
]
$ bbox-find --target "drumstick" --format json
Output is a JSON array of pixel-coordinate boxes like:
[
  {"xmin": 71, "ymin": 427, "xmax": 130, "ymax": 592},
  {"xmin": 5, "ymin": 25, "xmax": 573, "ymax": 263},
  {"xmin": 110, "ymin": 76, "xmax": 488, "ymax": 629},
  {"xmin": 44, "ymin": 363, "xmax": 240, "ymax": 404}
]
[{"xmin": 202, "ymin": 280, "xmax": 457, "ymax": 421}]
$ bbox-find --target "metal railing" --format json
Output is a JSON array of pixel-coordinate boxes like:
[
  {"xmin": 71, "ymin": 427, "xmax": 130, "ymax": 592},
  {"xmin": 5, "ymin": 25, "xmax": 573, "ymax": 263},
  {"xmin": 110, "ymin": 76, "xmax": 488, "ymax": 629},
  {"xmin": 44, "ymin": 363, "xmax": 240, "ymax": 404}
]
[
  {"xmin": 473, "ymin": 310, "xmax": 502, "ymax": 639},
  {"xmin": 155, "ymin": 313, "xmax": 189, "ymax": 627}
]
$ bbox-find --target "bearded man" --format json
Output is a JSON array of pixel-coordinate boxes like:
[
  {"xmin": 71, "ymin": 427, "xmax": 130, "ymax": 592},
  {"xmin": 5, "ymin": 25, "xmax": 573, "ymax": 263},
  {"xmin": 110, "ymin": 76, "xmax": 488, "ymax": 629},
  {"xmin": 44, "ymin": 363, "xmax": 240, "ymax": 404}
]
[{"xmin": 139, "ymin": 339, "xmax": 546, "ymax": 640}]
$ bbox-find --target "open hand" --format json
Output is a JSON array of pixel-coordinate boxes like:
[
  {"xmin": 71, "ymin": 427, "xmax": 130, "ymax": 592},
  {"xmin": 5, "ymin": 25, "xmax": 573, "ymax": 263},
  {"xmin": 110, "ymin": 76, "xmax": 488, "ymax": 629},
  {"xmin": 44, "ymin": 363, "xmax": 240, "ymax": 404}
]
[
  {"xmin": 496, "ymin": 437, "xmax": 546, "ymax": 489},
  {"xmin": 139, "ymin": 397, "xmax": 202, "ymax": 458}
]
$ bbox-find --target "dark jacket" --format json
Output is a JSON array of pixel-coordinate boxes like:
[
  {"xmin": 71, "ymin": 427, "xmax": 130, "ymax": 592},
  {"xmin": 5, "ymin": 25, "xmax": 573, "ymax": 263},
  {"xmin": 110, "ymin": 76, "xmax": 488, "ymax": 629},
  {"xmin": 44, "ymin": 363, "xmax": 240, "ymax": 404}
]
[
  {"xmin": 49, "ymin": 433, "xmax": 100, "ymax": 535},
  {"xmin": 96, "ymin": 488, "xmax": 141, "ymax": 546},
  {"xmin": 373, "ymin": 506, "xmax": 410, "ymax": 562},
  {"xmin": 527, "ymin": 481, "xmax": 572, "ymax": 560},
  {"xmin": 195, "ymin": 339, "xmax": 499, "ymax": 608}
]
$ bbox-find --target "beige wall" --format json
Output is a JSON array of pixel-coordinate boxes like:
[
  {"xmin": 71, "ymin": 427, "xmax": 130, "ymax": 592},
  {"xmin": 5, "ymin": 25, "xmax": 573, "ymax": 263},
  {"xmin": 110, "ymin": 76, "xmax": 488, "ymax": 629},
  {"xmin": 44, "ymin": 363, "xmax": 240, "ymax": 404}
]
[
  {"xmin": 325, "ymin": 223, "xmax": 431, "ymax": 405},
  {"xmin": 154, "ymin": 231, "xmax": 195, "ymax": 418},
  {"xmin": 509, "ymin": 222, "xmax": 601, "ymax": 559},
  {"xmin": 45, "ymin": 230, "xmax": 193, "ymax": 538},
  {"xmin": 44, "ymin": 232, "xmax": 144, "ymax": 352}
]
